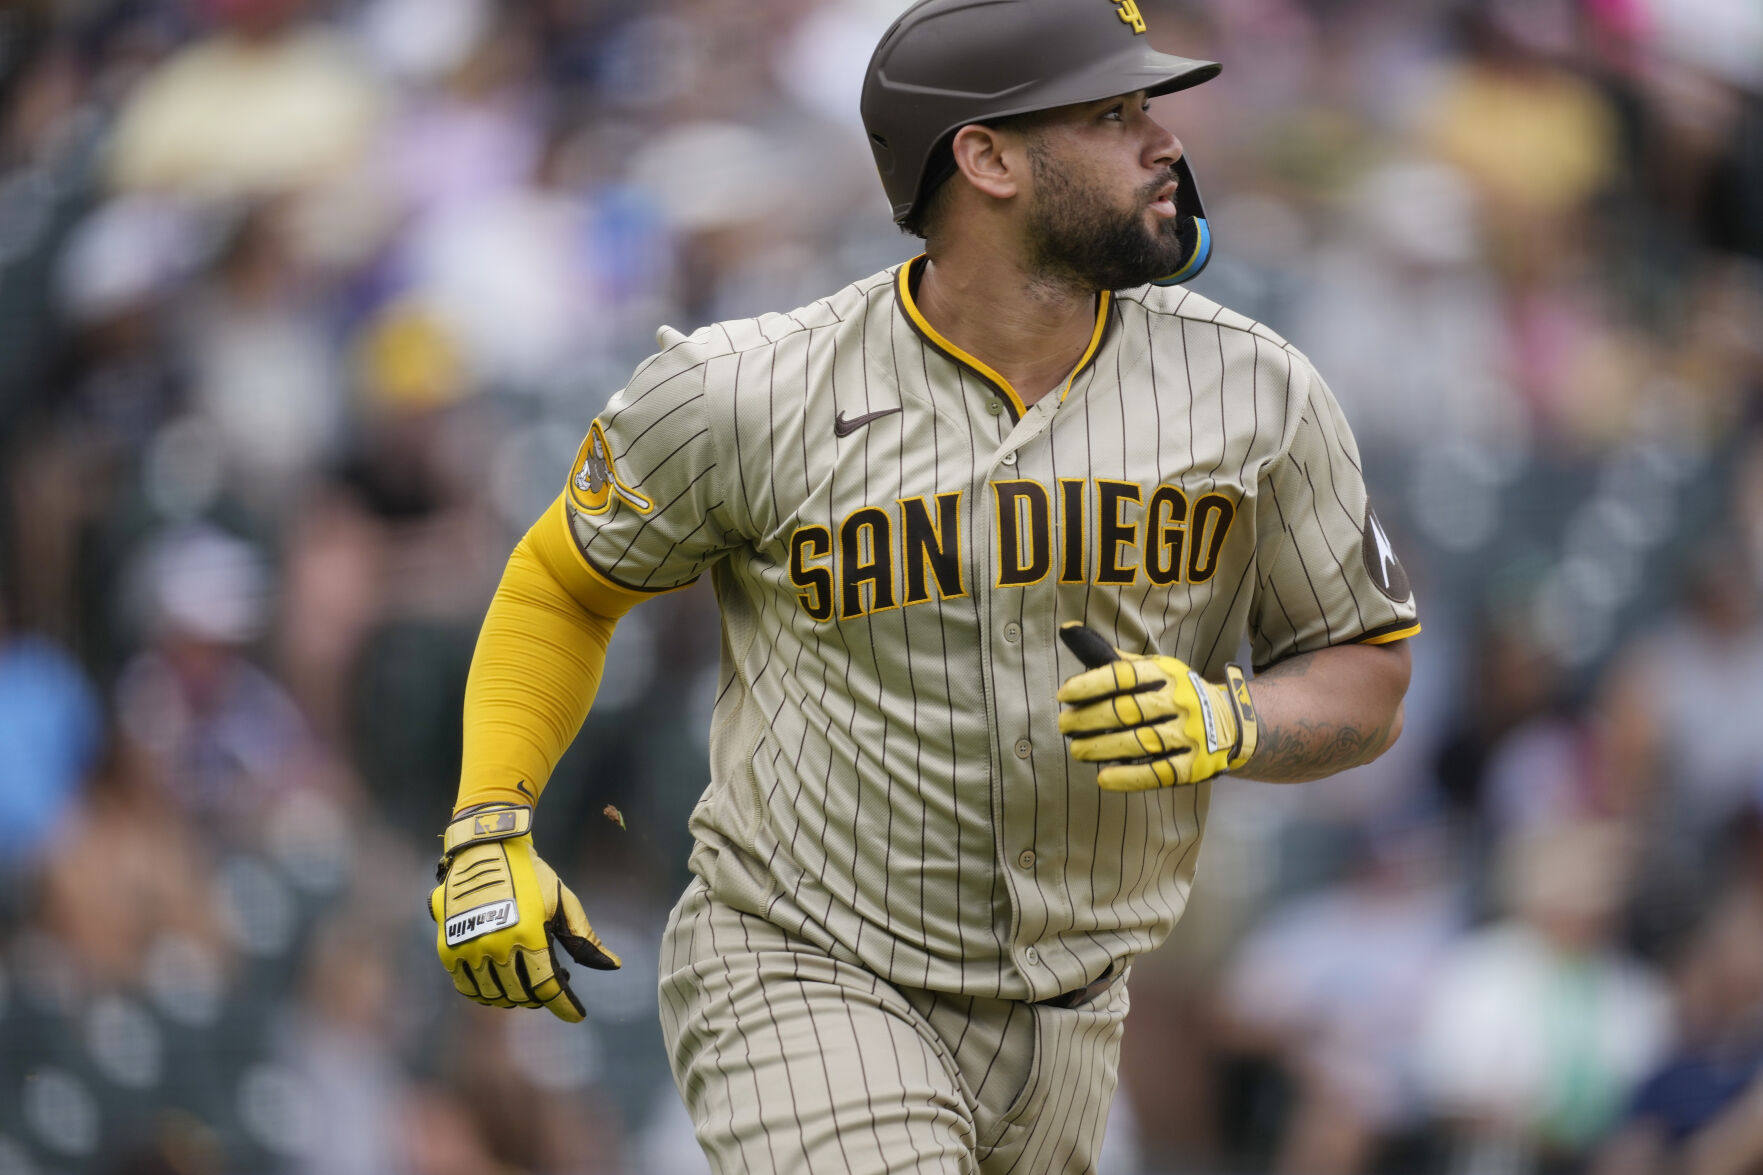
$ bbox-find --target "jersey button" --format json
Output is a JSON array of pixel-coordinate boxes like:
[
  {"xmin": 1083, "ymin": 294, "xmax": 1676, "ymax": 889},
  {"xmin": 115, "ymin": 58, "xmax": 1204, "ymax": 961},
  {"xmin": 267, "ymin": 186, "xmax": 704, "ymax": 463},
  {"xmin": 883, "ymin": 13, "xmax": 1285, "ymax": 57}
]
[
  {"xmin": 1001, "ymin": 451, "xmax": 1017, "ymax": 465},
  {"xmin": 1017, "ymin": 849, "xmax": 1036, "ymax": 870},
  {"xmin": 1014, "ymin": 738, "xmax": 1032, "ymax": 759},
  {"xmin": 1003, "ymin": 622, "xmax": 1021, "ymax": 643},
  {"xmin": 987, "ymin": 399, "xmax": 1002, "ymax": 415},
  {"xmin": 1023, "ymin": 946, "xmax": 1039, "ymax": 965}
]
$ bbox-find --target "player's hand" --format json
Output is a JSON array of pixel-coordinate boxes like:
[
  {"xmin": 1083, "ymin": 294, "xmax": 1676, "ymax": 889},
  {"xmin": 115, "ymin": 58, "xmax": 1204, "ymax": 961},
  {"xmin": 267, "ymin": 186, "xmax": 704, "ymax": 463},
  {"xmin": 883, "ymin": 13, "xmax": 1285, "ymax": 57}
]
[
  {"xmin": 1056, "ymin": 622, "xmax": 1259, "ymax": 791},
  {"xmin": 429, "ymin": 803, "xmax": 620, "ymax": 1022}
]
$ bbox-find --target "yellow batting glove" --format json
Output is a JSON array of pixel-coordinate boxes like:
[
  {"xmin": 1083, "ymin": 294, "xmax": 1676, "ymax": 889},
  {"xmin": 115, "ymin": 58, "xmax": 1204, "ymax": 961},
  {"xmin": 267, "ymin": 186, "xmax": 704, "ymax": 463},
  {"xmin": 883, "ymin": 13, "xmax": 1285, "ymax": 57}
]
[
  {"xmin": 1056, "ymin": 623, "xmax": 1259, "ymax": 791},
  {"xmin": 429, "ymin": 803, "xmax": 620, "ymax": 1022}
]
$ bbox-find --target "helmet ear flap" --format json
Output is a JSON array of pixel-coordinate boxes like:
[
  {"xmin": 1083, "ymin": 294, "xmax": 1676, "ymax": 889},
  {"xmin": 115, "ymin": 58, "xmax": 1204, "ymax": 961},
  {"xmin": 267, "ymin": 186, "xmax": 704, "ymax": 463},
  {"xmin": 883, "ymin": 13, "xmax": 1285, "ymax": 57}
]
[{"xmin": 1151, "ymin": 155, "xmax": 1211, "ymax": 286}]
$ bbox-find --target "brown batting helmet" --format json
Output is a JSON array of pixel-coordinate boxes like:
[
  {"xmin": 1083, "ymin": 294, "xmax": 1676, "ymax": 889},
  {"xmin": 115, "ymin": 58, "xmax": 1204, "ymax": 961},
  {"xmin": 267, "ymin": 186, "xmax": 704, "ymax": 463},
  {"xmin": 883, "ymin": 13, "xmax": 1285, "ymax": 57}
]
[{"xmin": 861, "ymin": 0, "xmax": 1221, "ymax": 279}]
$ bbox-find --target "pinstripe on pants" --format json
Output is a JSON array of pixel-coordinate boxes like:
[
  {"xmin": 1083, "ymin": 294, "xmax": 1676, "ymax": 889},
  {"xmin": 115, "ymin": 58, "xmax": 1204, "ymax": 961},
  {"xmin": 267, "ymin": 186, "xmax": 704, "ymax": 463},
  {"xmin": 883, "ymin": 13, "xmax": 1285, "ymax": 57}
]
[{"xmin": 660, "ymin": 879, "xmax": 1130, "ymax": 1174}]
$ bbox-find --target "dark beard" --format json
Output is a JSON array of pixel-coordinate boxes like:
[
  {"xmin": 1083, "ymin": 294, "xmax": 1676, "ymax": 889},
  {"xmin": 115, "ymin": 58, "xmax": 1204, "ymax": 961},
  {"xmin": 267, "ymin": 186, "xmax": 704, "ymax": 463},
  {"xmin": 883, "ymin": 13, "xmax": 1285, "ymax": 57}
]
[{"xmin": 1024, "ymin": 143, "xmax": 1187, "ymax": 291}]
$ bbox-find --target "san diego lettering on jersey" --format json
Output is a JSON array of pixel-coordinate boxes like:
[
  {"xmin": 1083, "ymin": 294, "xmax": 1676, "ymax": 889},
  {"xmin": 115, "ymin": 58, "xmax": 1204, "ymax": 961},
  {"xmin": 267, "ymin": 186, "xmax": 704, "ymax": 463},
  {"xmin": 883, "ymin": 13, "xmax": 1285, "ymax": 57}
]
[
  {"xmin": 786, "ymin": 478, "xmax": 1238, "ymax": 622},
  {"xmin": 552, "ymin": 261, "xmax": 1419, "ymax": 1007}
]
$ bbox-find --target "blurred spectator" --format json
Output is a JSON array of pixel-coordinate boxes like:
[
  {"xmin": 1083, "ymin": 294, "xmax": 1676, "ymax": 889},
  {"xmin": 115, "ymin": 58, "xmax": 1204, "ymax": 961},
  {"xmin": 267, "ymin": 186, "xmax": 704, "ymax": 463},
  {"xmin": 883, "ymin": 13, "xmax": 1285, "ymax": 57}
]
[
  {"xmin": 399, "ymin": 130, "xmax": 608, "ymax": 396},
  {"xmin": 1432, "ymin": 621, "xmax": 1568, "ymax": 826},
  {"xmin": 1596, "ymin": 878, "xmax": 1763, "ymax": 1175},
  {"xmin": 1418, "ymin": 6, "xmax": 1621, "ymax": 254},
  {"xmin": 113, "ymin": 525, "xmax": 323, "ymax": 839},
  {"xmin": 334, "ymin": 299, "xmax": 496, "ymax": 602},
  {"xmin": 1217, "ymin": 814, "xmax": 1460, "ymax": 1174},
  {"xmin": 107, "ymin": 0, "xmax": 386, "ymax": 202},
  {"xmin": 0, "ymin": 30, "xmax": 107, "ymax": 442},
  {"xmin": 320, "ymin": 302, "xmax": 506, "ymax": 827},
  {"xmin": 275, "ymin": 916, "xmax": 412, "ymax": 1175},
  {"xmin": 9, "ymin": 192, "xmax": 196, "ymax": 651},
  {"xmin": 386, "ymin": 15, "xmax": 619, "ymax": 394},
  {"xmin": 379, "ymin": 11, "xmax": 543, "ymax": 218},
  {"xmin": 274, "ymin": 487, "xmax": 382, "ymax": 747},
  {"xmin": 436, "ymin": 1004, "xmax": 623, "ymax": 1175},
  {"xmin": 37, "ymin": 731, "xmax": 228, "ymax": 993},
  {"xmin": 1480, "ymin": 696, "xmax": 1629, "ymax": 839},
  {"xmin": 181, "ymin": 203, "xmax": 344, "ymax": 515},
  {"xmin": 399, "ymin": 1086, "xmax": 513, "ymax": 1175},
  {"xmin": 0, "ymin": 611, "xmax": 101, "ymax": 876},
  {"xmin": 1292, "ymin": 158, "xmax": 1524, "ymax": 452},
  {"xmin": 1413, "ymin": 5, "xmax": 1647, "ymax": 447},
  {"xmin": 1603, "ymin": 545, "xmax": 1763, "ymax": 882},
  {"xmin": 1417, "ymin": 820, "xmax": 1670, "ymax": 1173}
]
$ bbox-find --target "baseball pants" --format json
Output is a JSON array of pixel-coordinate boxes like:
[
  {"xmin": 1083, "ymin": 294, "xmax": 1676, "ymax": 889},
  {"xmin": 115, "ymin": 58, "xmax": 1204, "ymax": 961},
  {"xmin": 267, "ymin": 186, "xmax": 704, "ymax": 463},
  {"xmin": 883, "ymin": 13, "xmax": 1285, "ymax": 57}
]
[{"xmin": 658, "ymin": 878, "xmax": 1130, "ymax": 1174}]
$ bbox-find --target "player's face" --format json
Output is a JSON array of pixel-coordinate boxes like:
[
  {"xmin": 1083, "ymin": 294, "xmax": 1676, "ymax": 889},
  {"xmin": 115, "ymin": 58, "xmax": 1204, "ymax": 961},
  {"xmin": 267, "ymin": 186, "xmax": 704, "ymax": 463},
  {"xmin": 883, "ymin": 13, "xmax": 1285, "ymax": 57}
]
[{"xmin": 1019, "ymin": 92, "xmax": 1188, "ymax": 290}]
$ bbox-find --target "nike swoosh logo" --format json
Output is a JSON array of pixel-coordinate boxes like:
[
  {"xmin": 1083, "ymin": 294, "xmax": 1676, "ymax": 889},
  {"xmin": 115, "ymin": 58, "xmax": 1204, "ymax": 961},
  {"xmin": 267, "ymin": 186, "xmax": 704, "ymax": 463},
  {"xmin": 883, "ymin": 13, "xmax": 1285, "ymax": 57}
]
[{"xmin": 834, "ymin": 407, "xmax": 901, "ymax": 437}]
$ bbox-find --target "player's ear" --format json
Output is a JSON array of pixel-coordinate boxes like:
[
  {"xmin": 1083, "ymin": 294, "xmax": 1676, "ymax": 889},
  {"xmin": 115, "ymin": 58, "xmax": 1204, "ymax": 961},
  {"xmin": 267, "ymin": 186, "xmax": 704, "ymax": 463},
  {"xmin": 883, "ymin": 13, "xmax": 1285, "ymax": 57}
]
[{"xmin": 949, "ymin": 123, "xmax": 1022, "ymax": 201}]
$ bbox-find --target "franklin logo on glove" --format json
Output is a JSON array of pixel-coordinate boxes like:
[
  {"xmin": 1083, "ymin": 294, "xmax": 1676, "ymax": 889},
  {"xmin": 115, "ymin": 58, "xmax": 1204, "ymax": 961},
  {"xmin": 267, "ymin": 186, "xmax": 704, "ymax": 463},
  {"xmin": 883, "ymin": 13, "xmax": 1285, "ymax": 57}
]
[{"xmin": 445, "ymin": 900, "xmax": 517, "ymax": 947}]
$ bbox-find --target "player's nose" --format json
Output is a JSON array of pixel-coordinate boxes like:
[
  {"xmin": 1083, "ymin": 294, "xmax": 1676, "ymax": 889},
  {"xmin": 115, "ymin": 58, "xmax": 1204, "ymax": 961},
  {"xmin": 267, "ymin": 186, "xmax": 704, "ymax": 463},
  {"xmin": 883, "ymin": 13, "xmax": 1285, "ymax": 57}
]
[{"xmin": 1145, "ymin": 120, "xmax": 1181, "ymax": 170}]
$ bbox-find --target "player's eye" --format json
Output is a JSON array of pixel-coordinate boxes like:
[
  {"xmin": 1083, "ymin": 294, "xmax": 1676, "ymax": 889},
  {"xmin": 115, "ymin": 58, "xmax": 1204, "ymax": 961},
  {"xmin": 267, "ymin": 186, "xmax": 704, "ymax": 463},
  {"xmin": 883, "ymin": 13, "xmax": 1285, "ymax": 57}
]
[{"xmin": 1103, "ymin": 100, "xmax": 1152, "ymax": 122}]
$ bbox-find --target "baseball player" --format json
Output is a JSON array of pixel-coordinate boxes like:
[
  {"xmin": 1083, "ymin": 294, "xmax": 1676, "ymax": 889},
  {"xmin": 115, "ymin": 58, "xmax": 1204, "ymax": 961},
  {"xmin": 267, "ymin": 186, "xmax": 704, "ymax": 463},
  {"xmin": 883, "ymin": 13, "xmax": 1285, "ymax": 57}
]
[{"xmin": 429, "ymin": 0, "xmax": 1420, "ymax": 1171}]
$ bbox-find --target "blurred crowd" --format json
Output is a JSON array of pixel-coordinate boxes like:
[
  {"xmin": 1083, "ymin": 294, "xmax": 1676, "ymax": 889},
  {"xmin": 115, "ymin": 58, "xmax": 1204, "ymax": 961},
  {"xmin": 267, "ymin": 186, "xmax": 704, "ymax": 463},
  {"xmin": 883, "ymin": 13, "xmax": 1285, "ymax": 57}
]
[{"xmin": 0, "ymin": 0, "xmax": 1760, "ymax": 1172}]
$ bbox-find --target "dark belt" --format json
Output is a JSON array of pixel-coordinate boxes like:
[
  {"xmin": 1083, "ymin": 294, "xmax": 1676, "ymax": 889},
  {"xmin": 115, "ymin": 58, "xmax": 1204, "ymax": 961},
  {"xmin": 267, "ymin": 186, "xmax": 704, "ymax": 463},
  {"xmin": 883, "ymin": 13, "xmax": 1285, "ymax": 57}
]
[{"xmin": 1035, "ymin": 963, "xmax": 1118, "ymax": 1010}]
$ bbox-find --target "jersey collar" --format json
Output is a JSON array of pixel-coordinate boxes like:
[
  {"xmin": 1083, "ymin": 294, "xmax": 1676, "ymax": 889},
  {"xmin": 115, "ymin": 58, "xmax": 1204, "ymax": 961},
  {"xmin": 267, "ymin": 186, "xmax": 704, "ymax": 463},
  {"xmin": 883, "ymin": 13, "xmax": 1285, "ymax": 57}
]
[{"xmin": 895, "ymin": 254, "xmax": 1112, "ymax": 423}]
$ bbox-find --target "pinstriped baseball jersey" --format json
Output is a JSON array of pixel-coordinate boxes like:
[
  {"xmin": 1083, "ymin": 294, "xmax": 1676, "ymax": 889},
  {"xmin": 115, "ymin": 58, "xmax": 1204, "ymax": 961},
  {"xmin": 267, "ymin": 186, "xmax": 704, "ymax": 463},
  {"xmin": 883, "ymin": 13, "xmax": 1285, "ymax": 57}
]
[{"xmin": 562, "ymin": 254, "xmax": 1418, "ymax": 1002}]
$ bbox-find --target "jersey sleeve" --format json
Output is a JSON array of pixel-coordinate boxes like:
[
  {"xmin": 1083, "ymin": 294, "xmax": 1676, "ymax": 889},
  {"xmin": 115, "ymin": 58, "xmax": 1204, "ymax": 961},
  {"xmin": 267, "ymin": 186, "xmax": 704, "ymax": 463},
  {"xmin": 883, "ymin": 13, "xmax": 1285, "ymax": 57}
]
[
  {"xmin": 454, "ymin": 511, "xmax": 624, "ymax": 812},
  {"xmin": 561, "ymin": 332, "xmax": 744, "ymax": 593},
  {"xmin": 1249, "ymin": 353, "xmax": 1420, "ymax": 670}
]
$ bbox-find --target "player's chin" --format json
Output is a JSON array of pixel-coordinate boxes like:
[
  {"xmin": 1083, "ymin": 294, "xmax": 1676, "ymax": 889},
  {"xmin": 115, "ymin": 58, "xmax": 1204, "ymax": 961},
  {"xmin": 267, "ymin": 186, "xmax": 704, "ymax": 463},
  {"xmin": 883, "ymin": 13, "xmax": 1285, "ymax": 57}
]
[
  {"xmin": 1143, "ymin": 207, "xmax": 1182, "ymax": 241},
  {"xmin": 1132, "ymin": 223, "xmax": 1187, "ymax": 280}
]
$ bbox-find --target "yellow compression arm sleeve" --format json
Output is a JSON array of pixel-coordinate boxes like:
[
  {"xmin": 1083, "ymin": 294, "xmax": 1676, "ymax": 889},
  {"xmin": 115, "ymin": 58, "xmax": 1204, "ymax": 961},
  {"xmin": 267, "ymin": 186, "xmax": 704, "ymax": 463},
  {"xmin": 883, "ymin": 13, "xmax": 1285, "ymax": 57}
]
[{"xmin": 454, "ymin": 493, "xmax": 653, "ymax": 813}]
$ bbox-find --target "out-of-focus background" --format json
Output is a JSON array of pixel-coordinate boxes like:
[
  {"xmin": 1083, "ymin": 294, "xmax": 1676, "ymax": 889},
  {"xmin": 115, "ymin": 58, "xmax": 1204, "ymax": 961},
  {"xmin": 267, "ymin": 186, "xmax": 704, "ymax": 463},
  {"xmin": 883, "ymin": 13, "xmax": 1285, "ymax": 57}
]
[{"xmin": 1, "ymin": 0, "xmax": 1761, "ymax": 1171}]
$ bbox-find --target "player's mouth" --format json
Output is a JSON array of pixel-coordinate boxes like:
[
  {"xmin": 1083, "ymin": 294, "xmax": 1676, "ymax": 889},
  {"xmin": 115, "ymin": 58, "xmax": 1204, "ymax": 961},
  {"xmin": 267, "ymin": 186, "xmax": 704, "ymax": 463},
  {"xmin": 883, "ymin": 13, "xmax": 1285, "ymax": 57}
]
[{"xmin": 1147, "ymin": 181, "xmax": 1178, "ymax": 218}]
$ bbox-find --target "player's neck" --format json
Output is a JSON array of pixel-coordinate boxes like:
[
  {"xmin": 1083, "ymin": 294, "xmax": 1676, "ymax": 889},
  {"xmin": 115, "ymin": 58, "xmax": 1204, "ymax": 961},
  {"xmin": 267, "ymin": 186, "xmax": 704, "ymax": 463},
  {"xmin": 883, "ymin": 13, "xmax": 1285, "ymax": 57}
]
[{"xmin": 915, "ymin": 250, "xmax": 1100, "ymax": 408}]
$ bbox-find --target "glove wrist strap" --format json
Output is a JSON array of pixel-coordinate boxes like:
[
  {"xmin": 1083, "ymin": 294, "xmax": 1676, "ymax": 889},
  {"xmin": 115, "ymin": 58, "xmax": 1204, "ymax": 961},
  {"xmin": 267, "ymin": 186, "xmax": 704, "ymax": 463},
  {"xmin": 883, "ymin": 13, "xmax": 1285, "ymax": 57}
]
[
  {"xmin": 1223, "ymin": 664, "xmax": 1259, "ymax": 771},
  {"xmin": 441, "ymin": 802, "xmax": 533, "ymax": 859}
]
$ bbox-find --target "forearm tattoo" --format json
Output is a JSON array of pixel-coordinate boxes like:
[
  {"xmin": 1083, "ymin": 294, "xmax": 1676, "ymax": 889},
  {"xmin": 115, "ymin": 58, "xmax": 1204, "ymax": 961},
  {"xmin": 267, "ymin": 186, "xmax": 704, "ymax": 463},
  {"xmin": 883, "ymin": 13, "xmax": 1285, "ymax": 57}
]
[
  {"xmin": 1245, "ymin": 652, "xmax": 1398, "ymax": 782},
  {"xmin": 1246, "ymin": 712, "xmax": 1399, "ymax": 782}
]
